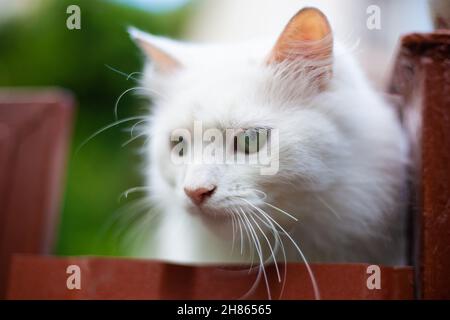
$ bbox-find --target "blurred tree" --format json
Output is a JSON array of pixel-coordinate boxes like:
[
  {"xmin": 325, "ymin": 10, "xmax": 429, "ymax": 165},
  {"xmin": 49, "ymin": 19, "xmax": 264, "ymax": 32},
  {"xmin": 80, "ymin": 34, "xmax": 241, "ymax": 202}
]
[{"xmin": 0, "ymin": 0, "xmax": 188, "ymax": 104}]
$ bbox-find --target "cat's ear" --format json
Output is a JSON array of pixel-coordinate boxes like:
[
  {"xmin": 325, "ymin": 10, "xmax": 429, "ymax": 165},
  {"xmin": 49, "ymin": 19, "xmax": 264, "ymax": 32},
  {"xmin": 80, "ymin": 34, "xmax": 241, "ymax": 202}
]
[
  {"xmin": 129, "ymin": 27, "xmax": 181, "ymax": 73},
  {"xmin": 267, "ymin": 8, "xmax": 333, "ymax": 82}
]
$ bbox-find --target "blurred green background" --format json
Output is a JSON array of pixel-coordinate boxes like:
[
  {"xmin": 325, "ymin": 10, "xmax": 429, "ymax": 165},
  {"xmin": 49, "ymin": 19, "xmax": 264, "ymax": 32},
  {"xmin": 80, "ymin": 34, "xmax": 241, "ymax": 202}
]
[{"xmin": 0, "ymin": 0, "xmax": 192, "ymax": 256}]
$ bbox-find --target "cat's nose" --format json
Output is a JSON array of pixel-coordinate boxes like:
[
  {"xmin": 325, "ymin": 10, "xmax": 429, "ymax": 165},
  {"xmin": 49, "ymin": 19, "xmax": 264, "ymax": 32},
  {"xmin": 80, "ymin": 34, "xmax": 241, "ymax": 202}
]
[{"xmin": 184, "ymin": 186, "xmax": 216, "ymax": 206}]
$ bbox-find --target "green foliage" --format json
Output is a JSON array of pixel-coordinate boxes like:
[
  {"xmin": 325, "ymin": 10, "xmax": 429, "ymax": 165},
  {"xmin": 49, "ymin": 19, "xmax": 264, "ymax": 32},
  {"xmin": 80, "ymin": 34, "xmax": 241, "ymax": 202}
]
[{"xmin": 0, "ymin": 0, "xmax": 188, "ymax": 104}]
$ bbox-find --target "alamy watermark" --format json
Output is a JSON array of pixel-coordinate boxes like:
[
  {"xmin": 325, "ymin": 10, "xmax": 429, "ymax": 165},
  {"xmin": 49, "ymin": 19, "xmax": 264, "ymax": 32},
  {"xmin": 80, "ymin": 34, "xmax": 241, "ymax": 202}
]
[
  {"xmin": 366, "ymin": 265, "xmax": 381, "ymax": 290},
  {"xmin": 66, "ymin": 5, "xmax": 81, "ymax": 30},
  {"xmin": 366, "ymin": 5, "xmax": 381, "ymax": 30},
  {"xmin": 66, "ymin": 264, "xmax": 81, "ymax": 290},
  {"xmin": 169, "ymin": 121, "xmax": 279, "ymax": 176}
]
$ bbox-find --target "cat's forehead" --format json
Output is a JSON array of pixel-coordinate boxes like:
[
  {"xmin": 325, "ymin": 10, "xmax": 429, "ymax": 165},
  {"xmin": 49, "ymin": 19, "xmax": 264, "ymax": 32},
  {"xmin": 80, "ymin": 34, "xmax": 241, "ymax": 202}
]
[
  {"xmin": 159, "ymin": 91, "xmax": 273, "ymax": 131},
  {"xmin": 158, "ymin": 64, "xmax": 273, "ymax": 128},
  {"xmin": 150, "ymin": 39, "xmax": 293, "ymax": 131}
]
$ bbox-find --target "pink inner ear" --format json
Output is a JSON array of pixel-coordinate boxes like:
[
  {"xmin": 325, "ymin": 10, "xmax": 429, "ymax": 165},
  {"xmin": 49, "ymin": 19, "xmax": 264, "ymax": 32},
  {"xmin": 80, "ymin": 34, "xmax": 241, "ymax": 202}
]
[
  {"xmin": 268, "ymin": 7, "xmax": 333, "ymax": 64},
  {"xmin": 139, "ymin": 40, "xmax": 181, "ymax": 72}
]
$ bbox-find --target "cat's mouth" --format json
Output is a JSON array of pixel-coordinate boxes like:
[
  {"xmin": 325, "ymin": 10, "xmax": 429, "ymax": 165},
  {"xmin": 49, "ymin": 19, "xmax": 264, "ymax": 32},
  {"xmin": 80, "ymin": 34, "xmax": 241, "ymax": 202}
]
[
  {"xmin": 185, "ymin": 202, "xmax": 231, "ymax": 221},
  {"xmin": 185, "ymin": 195, "xmax": 266, "ymax": 222}
]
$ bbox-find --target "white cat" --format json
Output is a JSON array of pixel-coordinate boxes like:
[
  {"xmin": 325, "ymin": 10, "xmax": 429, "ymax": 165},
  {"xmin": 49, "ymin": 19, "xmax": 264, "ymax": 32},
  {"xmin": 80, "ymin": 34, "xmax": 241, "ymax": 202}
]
[{"xmin": 128, "ymin": 8, "xmax": 408, "ymax": 267}]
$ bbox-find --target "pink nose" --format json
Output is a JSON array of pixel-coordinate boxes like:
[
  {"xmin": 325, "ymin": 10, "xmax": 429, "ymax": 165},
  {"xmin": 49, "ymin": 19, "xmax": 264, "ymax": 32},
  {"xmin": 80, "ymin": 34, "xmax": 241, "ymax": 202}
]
[{"xmin": 184, "ymin": 186, "xmax": 216, "ymax": 206}]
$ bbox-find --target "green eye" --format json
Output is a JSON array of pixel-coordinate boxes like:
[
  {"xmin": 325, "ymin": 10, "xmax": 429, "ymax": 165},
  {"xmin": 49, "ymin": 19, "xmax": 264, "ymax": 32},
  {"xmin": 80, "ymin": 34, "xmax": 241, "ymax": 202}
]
[{"xmin": 234, "ymin": 128, "xmax": 268, "ymax": 154}]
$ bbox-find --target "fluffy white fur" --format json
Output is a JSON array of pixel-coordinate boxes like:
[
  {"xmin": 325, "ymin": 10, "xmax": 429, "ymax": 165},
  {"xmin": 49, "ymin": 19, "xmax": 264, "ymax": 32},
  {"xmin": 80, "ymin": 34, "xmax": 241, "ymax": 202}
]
[{"xmin": 128, "ymin": 12, "xmax": 408, "ymax": 266}]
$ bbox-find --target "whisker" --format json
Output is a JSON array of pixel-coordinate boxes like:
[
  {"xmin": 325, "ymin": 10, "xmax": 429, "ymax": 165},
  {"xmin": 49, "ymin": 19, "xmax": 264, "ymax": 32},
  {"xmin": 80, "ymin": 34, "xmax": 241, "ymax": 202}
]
[
  {"xmin": 114, "ymin": 86, "xmax": 157, "ymax": 121},
  {"xmin": 113, "ymin": 202, "xmax": 153, "ymax": 240},
  {"xmin": 120, "ymin": 207, "xmax": 161, "ymax": 251},
  {"xmin": 119, "ymin": 186, "xmax": 152, "ymax": 201},
  {"xmin": 240, "ymin": 208, "xmax": 272, "ymax": 300},
  {"xmin": 127, "ymin": 71, "xmax": 144, "ymax": 81},
  {"xmin": 231, "ymin": 208, "xmax": 245, "ymax": 255},
  {"xmin": 248, "ymin": 210, "xmax": 281, "ymax": 283},
  {"xmin": 248, "ymin": 206, "xmax": 288, "ymax": 299},
  {"xmin": 314, "ymin": 194, "xmax": 342, "ymax": 220},
  {"xmin": 250, "ymin": 203, "xmax": 321, "ymax": 300},
  {"xmin": 121, "ymin": 132, "xmax": 147, "ymax": 147},
  {"xmin": 105, "ymin": 64, "xmax": 141, "ymax": 81},
  {"xmin": 99, "ymin": 198, "xmax": 148, "ymax": 233},
  {"xmin": 226, "ymin": 208, "xmax": 237, "ymax": 256},
  {"xmin": 235, "ymin": 209, "xmax": 264, "ymax": 299},
  {"xmin": 237, "ymin": 210, "xmax": 244, "ymax": 254},
  {"xmin": 248, "ymin": 188, "xmax": 268, "ymax": 200},
  {"xmin": 76, "ymin": 116, "xmax": 149, "ymax": 154},
  {"xmin": 247, "ymin": 206, "xmax": 282, "ymax": 258},
  {"xmin": 263, "ymin": 201, "xmax": 298, "ymax": 222},
  {"xmin": 234, "ymin": 208, "xmax": 255, "ymax": 268},
  {"xmin": 246, "ymin": 206, "xmax": 274, "ymax": 230},
  {"xmin": 129, "ymin": 119, "xmax": 150, "ymax": 138},
  {"xmin": 230, "ymin": 210, "xmax": 236, "ymax": 255},
  {"xmin": 96, "ymin": 197, "xmax": 153, "ymax": 252}
]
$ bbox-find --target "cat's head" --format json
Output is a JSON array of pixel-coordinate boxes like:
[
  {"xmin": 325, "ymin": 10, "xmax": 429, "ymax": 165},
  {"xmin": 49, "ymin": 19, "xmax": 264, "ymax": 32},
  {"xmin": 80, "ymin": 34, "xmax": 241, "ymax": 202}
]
[{"xmin": 131, "ymin": 8, "xmax": 338, "ymax": 227}]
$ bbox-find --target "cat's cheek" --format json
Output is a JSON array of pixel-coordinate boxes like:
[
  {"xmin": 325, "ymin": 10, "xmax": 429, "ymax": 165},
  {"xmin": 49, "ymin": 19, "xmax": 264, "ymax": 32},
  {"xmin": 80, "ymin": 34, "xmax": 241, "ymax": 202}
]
[{"xmin": 155, "ymin": 150, "xmax": 179, "ymax": 189}]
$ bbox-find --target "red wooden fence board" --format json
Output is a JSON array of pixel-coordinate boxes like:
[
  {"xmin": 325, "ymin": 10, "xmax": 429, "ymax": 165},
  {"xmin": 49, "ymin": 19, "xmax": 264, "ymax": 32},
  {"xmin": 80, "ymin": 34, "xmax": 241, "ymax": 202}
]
[
  {"xmin": 0, "ymin": 90, "xmax": 74, "ymax": 298},
  {"xmin": 389, "ymin": 31, "xmax": 450, "ymax": 299},
  {"xmin": 7, "ymin": 255, "xmax": 414, "ymax": 300}
]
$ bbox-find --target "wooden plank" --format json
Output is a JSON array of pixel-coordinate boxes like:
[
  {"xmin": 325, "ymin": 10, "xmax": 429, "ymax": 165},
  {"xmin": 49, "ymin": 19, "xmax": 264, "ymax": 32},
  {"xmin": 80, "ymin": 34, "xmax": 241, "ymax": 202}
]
[
  {"xmin": 389, "ymin": 31, "xmax": 450, "ymax": 299},
  {"xmin": 0, "ymin": 90, "xmax": 74, "ymax": 298},
  {"xmin": 7, "ymin": 255, "xmax": 414, "ymax": 300}
]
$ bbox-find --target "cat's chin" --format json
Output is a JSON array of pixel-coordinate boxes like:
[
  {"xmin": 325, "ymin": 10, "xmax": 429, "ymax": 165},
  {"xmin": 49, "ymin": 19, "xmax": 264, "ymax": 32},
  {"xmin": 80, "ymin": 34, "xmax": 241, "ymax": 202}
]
[{"xmin": 185, "ymin": 204, "xmax": 232, "ymax": 223}]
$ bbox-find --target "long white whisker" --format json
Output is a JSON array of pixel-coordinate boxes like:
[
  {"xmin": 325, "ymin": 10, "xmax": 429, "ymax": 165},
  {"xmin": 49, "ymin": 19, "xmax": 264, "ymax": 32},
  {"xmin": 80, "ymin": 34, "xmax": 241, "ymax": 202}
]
[
  {"xmin": 114, "ymin": 86, "xmax": 160, "ymax": 120},
  {"xmin": 248, "ymin": 210, "xmax": 281, "ymax": 283},
  {"xmin": 76, "ymin": 116, "xmax": 148, "ymax": 153},
  {"xmin": 249, "ymin": 189, "xmax": 268, "ymax": 200},
  {"xmin": 226, "ymin": 208, "xmax": 237, "ymax": 256},
  {"xmin": 234, "ymin": 208, "xmax": 255, "ymax": 268},
  {"xmin": 121, "ymin": 206, "xmax": 161, "ymax": 251},
  {"xmin": 231, "ymin": 210, "xmax": 236, "ymax": 254},
  {"xmin": 232, "ymin": 208, "xmax": 245, "ymax": 255},
  {"xmin": 235, "ymin": 209, "xmax": 261, "ymax": 298},
  {"xmin": 98, "ymin": 197, "xmax": 149, "ymax": 236},
  {"xmin": 122, "ymin": 132, "xmax": 147, "ymax": 147},
  {"xmin": 240, "ymin": 207, "xmax": 277, "ymax": 267},
  {"xmin": 263, "ymin": 201, "xmax": 298, "ymax": 221},
  {"xmin": 105, "ymin": 64, "xmax": 140, "ymax": 82},
  {"xmin": 274, "ymin": 225, "xmax": 287, "ymax": 300},
  {"xmin": 240, "ymin": 208, "xmax": 272, "ymax": 300},
  {"xmin": 248, "ymin": 206, "xmax": 288, "ymax": 299},
  {"xmin": 237, "ymin": 210, "xmax": 244, "ymax": 254},
  {"xmin": 127, "ymin": 71, "xmax": 144, "ymax": 81},
  {"xmin": 96, "ymin": 198, "xmax": 156, "ymax": 253},
  {"xmin": 247, "ymin": 206, "xmax": 281, "ymax": 258},
  {"xmin": 114, "ymin": 203, "xmax": 153, "ymax": 239},
  {"xmin": 314, "ymin": 194, "xmax": 342, "ymax": 220},
  {"xmin": 119, "ymin": 186, "xmax": 152, "ymax": 201},
  {"xmin": 129, "ymin": 119, "xmax": 150, "ymax": 138},
  {"xmin": 250, "ymin": 203, "xmax": 321, "ymax": 300}
]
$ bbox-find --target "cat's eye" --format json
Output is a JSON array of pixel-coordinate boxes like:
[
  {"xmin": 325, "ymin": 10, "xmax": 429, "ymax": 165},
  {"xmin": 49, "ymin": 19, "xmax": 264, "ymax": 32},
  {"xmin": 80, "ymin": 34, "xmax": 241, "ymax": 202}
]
[
  {"xmin": 234, "ymin": 128, "xmax": 268, "ymax": 154},
  {"xmin": 170, "ymin": 136, "xmax": 187, "ymax": 157}
]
